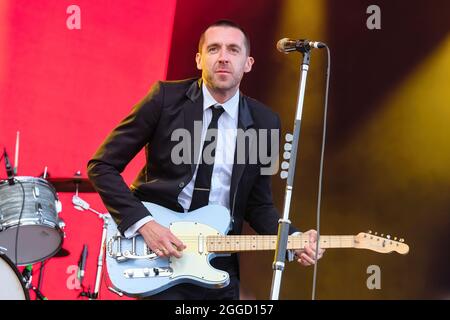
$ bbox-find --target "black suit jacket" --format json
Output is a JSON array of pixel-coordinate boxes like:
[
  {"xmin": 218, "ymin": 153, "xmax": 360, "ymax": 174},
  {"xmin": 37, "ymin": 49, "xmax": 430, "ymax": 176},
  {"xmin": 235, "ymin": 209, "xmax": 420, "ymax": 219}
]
[{"xmin": 87, "ymin": 78, "xmax": 298, "ymax": 238}]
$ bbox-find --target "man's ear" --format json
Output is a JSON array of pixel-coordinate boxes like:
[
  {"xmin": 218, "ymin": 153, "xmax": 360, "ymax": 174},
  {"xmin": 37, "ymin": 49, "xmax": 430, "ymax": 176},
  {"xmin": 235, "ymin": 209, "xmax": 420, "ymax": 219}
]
[
  {"xmin": 244, "ymin": 56, "xmax": 254, "ymax": 73},
  {"xmin": 195, "ymin": 53, "xmax": 202, "ymax": 70}
]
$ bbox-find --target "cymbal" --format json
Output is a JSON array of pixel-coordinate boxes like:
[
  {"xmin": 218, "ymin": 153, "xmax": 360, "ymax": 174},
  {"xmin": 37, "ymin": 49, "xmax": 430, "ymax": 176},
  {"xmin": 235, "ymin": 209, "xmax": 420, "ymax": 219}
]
[{"xmin": 47, "ymin": 176, "xmax": 96, "ymax": 193}]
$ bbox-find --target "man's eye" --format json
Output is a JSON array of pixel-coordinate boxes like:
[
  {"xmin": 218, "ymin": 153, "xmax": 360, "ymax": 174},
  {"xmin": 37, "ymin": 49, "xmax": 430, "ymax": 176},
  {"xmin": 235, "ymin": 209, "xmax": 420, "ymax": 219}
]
[{"xmin": 208, "ymin": 47, "xmax": 218, "ymax": 53}]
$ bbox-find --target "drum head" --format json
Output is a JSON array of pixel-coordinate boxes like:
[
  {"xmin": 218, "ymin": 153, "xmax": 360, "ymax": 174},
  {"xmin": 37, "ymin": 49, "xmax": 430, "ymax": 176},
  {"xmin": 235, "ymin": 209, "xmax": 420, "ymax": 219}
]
[
  {"xmin": 0, "ymin": 253, "xmax": 29, "ymax": 300},
  {"xmin": 0, "ymin": 224, "xmax": 63, "ymax": 265}
]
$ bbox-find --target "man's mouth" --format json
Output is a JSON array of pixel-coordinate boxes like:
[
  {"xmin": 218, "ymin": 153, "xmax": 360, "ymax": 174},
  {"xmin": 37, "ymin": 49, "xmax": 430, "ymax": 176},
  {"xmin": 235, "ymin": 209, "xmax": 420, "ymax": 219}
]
[{"xmin": 215, "ymin": 70, "xmax": 231, "ymax": 74}]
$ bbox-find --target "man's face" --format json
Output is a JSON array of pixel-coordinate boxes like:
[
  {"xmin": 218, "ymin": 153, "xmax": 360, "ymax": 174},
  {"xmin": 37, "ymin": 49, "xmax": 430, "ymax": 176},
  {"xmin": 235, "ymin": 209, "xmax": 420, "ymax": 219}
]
[{"xmin": 196, "ymin": 26, "xmax": 254, "ymax": 93}]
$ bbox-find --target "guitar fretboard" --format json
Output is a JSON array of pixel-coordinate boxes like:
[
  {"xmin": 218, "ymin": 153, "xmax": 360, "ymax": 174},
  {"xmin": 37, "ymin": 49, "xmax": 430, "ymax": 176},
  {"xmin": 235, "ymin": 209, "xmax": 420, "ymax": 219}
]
[{"xmin": 206, "ymin": 235, "xmax": 356, "ymax": 253}]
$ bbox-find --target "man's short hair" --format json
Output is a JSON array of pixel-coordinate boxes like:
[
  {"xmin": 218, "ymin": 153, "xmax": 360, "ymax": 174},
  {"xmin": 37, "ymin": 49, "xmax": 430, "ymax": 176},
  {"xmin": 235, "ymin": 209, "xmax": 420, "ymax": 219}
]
[{"xmin": 198, "ymin": 19, "xmax": 251, "ymax": 56}]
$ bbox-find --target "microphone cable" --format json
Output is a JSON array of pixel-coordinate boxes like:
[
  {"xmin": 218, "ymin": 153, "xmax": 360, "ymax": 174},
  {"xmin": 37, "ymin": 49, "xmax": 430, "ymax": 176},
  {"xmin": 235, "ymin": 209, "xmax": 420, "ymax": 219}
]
[{"xmin": 311, "ymin": 44, "xmax": 331, "ymax": 300}]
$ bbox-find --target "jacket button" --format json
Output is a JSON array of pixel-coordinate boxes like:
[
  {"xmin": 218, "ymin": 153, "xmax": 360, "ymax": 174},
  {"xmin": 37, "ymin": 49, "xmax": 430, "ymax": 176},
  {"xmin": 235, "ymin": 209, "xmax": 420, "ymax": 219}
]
[{"xmin": 179, "ymin": 182, "xmax": 185, "ymax": 188}]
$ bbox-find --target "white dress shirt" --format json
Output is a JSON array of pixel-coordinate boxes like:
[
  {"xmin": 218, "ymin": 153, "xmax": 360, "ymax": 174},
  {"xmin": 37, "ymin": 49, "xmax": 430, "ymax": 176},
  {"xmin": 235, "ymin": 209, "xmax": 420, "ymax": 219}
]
[{"xmin": 124, "ymin": 83, "xmax": 239, "ymax": 237}]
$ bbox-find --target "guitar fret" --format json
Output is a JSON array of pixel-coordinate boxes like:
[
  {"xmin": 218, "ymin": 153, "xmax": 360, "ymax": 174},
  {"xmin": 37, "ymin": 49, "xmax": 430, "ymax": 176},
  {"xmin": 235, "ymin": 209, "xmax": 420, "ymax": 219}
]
[{"xmin": 207, "ymin": 235, "xmax": 356, "ymax": 252}]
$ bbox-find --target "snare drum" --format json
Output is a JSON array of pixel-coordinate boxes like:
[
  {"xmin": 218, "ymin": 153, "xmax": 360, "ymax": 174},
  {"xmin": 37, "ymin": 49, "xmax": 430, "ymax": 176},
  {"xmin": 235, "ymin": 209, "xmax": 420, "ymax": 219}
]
[
  {"xmin": 0, "ymin": 252, "xmax": 29, "ymax": 300},
  {"xmin": 0, "ymin": 177, "xmax": 65, "ymax": 265}
]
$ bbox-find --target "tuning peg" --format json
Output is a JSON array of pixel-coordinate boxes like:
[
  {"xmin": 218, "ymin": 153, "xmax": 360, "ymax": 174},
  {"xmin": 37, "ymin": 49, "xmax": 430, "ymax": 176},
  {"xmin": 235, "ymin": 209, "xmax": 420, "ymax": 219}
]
[
  {"xmin": 381, "ymin": 234, "xmax": 384, "ymax": 237},
  {"xmin": 394, "ymin": 237, "xmax": 398, "ymax": 241},
  {"xmin": 368, "ymin": 230, "xmax": 372, "ymax": 234},
  {"xmin": 399, "ymin": 238, "xmax": 405, "ymax": 243},
  {"xmin": 281, "ymin": 161, "xmax": 289, "ymax": 170},
  {"xmin": 285, "ymin": 133, "xmax": 293, "ymax": 142},
  {"xmin": 386, "ymin": 235, "xmax": 391, "ymax": 239},
  {"xmin": 284, "ymin": 143, "xmax": 292, "ymax": 151},
  {"xmin": 283, "ymin": 151, "xmax": 291, "ymax": 160},
  {"xmin": 374, "ymin": 232, "xmax": 378, "ymax": 236},
  {"xmin": 280, "ymin": 171, "xmax": 288, "ymax": 179}
]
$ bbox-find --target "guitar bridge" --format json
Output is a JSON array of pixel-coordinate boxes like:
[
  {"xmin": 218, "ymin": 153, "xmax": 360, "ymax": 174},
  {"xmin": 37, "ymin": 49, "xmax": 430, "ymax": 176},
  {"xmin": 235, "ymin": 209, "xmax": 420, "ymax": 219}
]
[
  {"xmin": 123, "ymin": 267, "xmax": 173, "ymax": 279},
  {"xmin": 107, "ymin": 232, "xmax": 157, "ymax": 262}
]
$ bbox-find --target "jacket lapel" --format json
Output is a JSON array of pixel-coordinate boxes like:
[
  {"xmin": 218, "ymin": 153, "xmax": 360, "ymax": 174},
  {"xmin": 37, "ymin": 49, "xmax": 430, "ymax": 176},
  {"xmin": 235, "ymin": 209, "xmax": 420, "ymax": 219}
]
[
  {"xmin": 229, "ymin": 94, "xmax": 254, "ymax": 209},
  {"xmin": 184, "ymin": 79, "xmax": 204, "ymax": 173}
]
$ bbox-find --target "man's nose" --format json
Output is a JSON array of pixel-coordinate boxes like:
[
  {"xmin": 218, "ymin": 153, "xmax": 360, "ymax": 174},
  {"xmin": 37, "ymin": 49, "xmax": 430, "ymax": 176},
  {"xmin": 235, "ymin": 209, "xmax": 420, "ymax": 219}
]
[{"xmin": 218, "ymin": 48, "xmax": 230, "ymax": 63}]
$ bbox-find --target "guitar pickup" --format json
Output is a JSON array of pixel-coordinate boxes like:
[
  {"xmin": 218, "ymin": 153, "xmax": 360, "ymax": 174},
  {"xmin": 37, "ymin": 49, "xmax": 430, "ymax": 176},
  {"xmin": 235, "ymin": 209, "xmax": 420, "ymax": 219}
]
[{"xmin": 123, "ymin": 267, "xmax": 173, "ymax": 279}]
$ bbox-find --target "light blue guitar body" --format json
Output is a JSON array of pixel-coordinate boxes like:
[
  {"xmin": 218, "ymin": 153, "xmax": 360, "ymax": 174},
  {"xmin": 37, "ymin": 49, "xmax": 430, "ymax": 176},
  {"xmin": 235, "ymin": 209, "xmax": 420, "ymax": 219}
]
[{"xmin": 105, "ymin": 202, "xmax": 232, "ymax": 297}]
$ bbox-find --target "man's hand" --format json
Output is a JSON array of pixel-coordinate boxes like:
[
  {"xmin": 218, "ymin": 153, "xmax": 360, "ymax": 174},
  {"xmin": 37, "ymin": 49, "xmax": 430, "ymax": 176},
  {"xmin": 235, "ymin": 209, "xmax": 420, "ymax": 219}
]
[
  {"xmin": 138, "ymin": 220, "xmax": 186, "ymax": 258},
  {"xmin": 294, "ymin": 229, "xmax": 325, "ymax": 266}
]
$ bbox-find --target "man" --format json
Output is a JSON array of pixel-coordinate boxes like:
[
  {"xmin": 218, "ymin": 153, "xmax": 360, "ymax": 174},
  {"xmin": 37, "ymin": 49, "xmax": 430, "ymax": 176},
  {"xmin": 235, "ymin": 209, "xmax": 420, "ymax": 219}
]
[{"xmin": 87, "ymin": 20, "xmax": 324, "ymax": 300}]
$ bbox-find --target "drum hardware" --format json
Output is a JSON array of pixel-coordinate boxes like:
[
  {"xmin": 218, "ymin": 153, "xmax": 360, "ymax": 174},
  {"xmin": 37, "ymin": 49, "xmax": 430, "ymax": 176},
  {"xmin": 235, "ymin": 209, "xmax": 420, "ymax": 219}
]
[
  {"xmin": 31, "ymin": 287, "xmax": 48, "ymax": 300},
  {"xmin": 3, "ymin": 148, "xmax": 15, "ymax": 185},
  {"xmin": 14, "ymin": 131, "xmax": 20, "ymax": 175},
  {"xmin": 107, "ymin": 286, "xmax": 123, "ymax": 297},
  {"xmin": 48, "ymin": 172, "xmax": 96, "ymax": 193},
  {"xmin": 36, "ymin": 261, "xmax": 47, "ymax": 299},
  {"xmin": 72, "ymin": 194, "xmax": 112, "ymax": 299},
  {"xmin": 22, "ymin": 264, "xmax": 33, "ymax": 288},
  {"xmin": 21, "ymin": 264, "xmax": 48, "ymax": 300}
]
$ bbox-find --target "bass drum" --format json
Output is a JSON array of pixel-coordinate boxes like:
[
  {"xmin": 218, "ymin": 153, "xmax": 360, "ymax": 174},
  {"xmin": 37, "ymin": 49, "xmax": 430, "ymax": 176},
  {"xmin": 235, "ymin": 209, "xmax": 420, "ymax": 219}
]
[
  {"xmin": 0, "ymin": 177, "xmax": 64, "ymax": 265},
  {"xmin": 0, "ymin": 253, "xmax": 29, "ymax": 300}
]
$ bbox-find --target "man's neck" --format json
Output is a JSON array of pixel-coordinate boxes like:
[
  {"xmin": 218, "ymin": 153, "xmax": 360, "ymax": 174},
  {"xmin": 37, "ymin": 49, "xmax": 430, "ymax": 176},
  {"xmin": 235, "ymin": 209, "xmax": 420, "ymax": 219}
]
[{"xmin": 203, "ymin": 82, "xmax": 239, "ymax": 104}]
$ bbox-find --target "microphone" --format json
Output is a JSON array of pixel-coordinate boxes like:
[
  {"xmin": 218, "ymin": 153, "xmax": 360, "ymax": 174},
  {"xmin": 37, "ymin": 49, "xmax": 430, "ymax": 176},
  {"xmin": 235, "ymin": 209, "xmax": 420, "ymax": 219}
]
[
  {"xmin": 22, "ymin": 265, "xmax": 33, "ymax": 288},
  {"xmin": 277, "ymin": 38, "xmax": 325, "ymax": 53},
  {"xmin": 3, "ymin": 148, "xmax": 15, "ymax": 185},
  {"xmin": 78, "ymin": 244, "xmax": 88, "ymax": 285}
]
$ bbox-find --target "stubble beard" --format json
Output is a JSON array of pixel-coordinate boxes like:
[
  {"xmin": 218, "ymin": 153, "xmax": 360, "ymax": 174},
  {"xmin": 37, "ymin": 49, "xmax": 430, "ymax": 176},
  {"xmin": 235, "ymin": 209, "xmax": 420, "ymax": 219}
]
[{"xmin": 205, "ymin": 72, "xmax": 240, "ymax": 95}]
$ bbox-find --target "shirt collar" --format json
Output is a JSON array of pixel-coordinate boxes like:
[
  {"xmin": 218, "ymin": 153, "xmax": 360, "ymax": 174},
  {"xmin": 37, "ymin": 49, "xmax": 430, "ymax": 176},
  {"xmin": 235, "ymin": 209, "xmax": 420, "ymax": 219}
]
[{"xmin": 202, "ymin": 82, "xmax": 239, "ymax": 120}]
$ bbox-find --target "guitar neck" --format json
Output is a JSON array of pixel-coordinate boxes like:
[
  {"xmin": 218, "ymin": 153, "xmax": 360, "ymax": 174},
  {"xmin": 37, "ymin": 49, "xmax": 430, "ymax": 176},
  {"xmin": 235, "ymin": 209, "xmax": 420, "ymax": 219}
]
[{"xmin": 206, "ymin": 235, "xmax": 356, "ymax": 253}]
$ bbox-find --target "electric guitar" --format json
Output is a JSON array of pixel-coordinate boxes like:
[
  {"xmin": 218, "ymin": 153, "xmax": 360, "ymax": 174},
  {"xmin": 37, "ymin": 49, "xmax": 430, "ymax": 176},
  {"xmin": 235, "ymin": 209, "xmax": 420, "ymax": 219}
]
[{"xmin": 105, "ymin": 202, "xmax": 409, "ymax": 297}]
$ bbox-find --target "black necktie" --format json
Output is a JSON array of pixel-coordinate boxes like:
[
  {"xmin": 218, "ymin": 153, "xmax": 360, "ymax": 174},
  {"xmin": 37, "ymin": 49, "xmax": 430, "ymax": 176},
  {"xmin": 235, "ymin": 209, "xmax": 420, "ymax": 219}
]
[{"xmin": 189, "ymin": 105, "xmax": 225, "ymax": 211}]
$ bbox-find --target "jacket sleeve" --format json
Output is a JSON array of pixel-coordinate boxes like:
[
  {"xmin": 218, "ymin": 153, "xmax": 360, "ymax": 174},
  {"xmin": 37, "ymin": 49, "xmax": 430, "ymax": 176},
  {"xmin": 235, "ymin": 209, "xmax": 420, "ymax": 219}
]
[{"xmin": 87, "ymin": 82, "xmax": 164, "ymax": 235}]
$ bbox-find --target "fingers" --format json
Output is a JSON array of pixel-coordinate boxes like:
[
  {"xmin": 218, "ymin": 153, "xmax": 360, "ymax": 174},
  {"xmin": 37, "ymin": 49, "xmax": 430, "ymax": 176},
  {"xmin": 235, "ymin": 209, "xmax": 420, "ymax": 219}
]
[
  {"xmin": 298, "ymin": 253, "xmax": 315, "ymax": 266},
  {"xmin": 162, "ymin": 239, "xmax": 182, "ymax": 258},
  {"xmin": 169, "ymin": 233, "xmax": 187, "ymax": 251},
  {"xmin": 305, "ymin": 229, "xmax": 317, "ymax": 242},
  {"xmin": 153, "ymin": 247, "xmax": 165, "ymax": 258},
  {"xmin": 295, "ymin": 231, "xmax": 326, "ymax": 266},
  {"xmin": 159, "ymin": 233, "xmax": 186, "ymax": 258},
  {"xmin": 152, "ymin": 237, "xmax": 185, "ymax": 258},
  {"xmin": 139, "ymin": 221, "xmax": 186, "ymax": 258}
]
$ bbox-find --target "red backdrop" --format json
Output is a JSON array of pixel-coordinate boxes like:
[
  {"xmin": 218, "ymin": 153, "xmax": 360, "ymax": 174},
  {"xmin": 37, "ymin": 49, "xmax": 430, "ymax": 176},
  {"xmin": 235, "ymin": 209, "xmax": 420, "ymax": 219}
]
[{"xmin": 0, "ymin": 0, "xmax": 177, "ymax": 299}]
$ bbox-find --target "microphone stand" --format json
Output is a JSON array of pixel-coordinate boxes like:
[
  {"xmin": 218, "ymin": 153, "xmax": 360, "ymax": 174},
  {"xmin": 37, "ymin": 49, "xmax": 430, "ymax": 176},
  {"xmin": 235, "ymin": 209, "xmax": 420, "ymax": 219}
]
[
  {"xmin": 72, "ymin": 194, "xmax": 109, "ymax": 300},
  {"xmin": 22, "ymin": 264, "xmax": 48, "ymax": 300},
  {"xmin": 93, "ymin": 213, "xmax": 108, "ymax": 299},
  {"xmin": 270, "ymin": 48, "xmax": 312, "ymax": 300}
]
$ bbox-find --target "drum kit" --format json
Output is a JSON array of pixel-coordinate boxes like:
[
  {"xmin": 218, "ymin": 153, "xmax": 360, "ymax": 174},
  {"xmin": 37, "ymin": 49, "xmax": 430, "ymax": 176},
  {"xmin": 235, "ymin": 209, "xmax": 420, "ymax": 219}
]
[{"xmin": 0, "ymin": 147, "xmax": 101, "ymax": 300}]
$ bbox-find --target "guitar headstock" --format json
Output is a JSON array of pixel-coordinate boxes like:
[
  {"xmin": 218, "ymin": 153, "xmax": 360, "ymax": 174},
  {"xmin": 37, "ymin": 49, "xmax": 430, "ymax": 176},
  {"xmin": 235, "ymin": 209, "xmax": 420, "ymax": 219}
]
[{"xmin": 354, "ymin": 231, "xmax": 409, "ymax": 254}]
